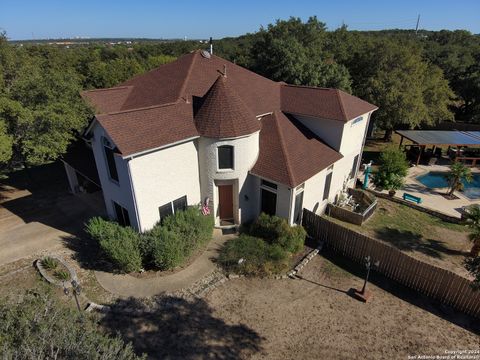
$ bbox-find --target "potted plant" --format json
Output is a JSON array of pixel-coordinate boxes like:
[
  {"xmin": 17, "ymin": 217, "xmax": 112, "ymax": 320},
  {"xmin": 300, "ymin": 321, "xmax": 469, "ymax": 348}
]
[{"xmin": 386, "ymin": 174, "xmax": 405, "ymax": 197}]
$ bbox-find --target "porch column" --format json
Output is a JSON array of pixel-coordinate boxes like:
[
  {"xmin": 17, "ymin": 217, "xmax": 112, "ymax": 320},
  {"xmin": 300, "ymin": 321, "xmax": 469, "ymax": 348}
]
[{"xmin": 416, "ymin": 145, "xmax": 424, "ymax": 166}]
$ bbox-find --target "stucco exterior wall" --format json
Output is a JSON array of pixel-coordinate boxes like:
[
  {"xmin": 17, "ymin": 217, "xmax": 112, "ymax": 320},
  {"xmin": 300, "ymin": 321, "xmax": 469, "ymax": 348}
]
[
  {"xmin": 294, "ymin": 114, "xmax": 344, "ymax": 151},
  {"xmin": 128, "ymin": 140, "xmax": 201, "ymax": 231},
  {"xmin": 198, "ymin": 132, "xmax": 260, "ymax": 225},
  {"xmin": 301, "ymin": 167, "xmax": 330, "ymax": 215},
  {"xmin": 90, "ymin": 122, "xmax": 138, "ymax": 229}
]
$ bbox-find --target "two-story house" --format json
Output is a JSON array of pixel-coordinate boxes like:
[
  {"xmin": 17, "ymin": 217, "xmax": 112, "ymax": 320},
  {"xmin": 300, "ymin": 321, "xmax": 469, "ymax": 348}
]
[{"xmin": 63, "ymin": 49, "xmax": 377, "ymax": 232}]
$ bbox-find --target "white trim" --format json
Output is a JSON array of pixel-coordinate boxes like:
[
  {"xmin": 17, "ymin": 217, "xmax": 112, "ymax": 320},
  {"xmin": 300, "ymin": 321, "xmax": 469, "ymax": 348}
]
[
  {"xmin": 122, "ymin": 136, "xmax": 200, "ymax": 159},
  {"xmin": 256, "ymin": 112, "xmax": 273, "ymax": 119}
]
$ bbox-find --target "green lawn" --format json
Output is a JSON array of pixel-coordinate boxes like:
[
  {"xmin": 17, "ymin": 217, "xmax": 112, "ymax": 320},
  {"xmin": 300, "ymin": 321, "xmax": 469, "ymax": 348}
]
[{"xmin": 326, "ymin": 198, "xmax": 471, "ymax": 277}]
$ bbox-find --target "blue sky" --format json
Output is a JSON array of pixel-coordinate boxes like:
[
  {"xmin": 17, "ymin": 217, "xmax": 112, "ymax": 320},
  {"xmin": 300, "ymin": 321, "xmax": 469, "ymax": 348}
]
[{"xmin": 1, "ymin": 0, "xmax": 479, "ymax": 40}]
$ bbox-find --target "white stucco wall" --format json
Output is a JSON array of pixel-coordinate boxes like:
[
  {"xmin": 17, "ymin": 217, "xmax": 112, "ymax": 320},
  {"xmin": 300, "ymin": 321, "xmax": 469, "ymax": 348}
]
[
  {"xmin": 198, "ymin": 132, "xmax": 260, "ymax": 225},
  {"xmin": 294, "ymin": 114, "xmax": 344, "ymax": 151},
  {"xmin": 127, "ymin": 139, "xmax": 202, "ymax": 231},
  {"xmin": 292, "ymin": 111, "xmax": 374, "ymax": 217},
  {"xmin": 90, "ymin": 122, "xmax": 138, "ymax": 229}
]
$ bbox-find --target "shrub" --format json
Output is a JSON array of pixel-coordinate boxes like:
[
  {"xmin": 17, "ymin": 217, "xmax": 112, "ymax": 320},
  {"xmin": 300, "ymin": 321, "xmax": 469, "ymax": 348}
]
[
  {"xmin": 162, "ymin": 207, "xmax": 214, "ymax": 250},
  {"xmin": 85, "ymin": 217, "xmax": 142, "ymax": 273},
  {"xmin": 145, "ymin": 226, "xmax": 185, "ymax": 270},
  {"xmin": 0, "ymin": 289, "xmax": 142, "ymax": 359},
  {"xmin": 54, "ymin": 269, "xmax": 70, "ymax": 281},
  {"xmin": 41, "ymin": 256, "xmax": 59, "ymax": 270},
  {"xmin": 218, "ymin": 235, "xmax": 290, "ymax": 276},
  {"xmin": 249, "ymin": 213, "xmax": 306, "ymax": 253}
]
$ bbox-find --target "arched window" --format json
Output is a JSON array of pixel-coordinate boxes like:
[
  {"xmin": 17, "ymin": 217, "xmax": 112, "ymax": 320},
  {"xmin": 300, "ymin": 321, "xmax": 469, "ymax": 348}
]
[{"xmin": 218, "ymin": 145, "xmax": 234, "ymax": 170}]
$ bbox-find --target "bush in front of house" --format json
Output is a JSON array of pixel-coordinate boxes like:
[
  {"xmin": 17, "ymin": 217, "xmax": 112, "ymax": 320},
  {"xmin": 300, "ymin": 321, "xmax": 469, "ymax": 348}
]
[
  {"xmin": 85, "ymin": 217, "xmax": 143, "ymax": 273},
  {"xmin": 218, "ymin": 234, "xmax": 290, "ymax": 276},
  {"xmin": 85, "ymin": 207, "xmax": 214, "ymax": 273},
  {"xmin": 162, "ymin": 206, "xmax": 215, "ymax": 251},
  {"xmin": 249, "ymin": 213, "xmax": 306, "ymax": 253},
  {"xmin": 219, "ymin": 213, "xmax": 307, "ymax": 276}
]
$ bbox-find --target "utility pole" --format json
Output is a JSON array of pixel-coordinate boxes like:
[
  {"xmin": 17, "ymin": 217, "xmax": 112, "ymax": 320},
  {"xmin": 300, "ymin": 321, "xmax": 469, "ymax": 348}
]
[{"xmin": 415, "ymin": 14, "xmax": 421, "ymax": 34}]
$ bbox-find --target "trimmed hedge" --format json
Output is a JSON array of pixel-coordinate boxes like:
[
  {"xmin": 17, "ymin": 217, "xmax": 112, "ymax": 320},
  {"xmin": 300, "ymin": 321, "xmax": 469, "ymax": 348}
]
[
  {"xmin": 219, "ymin": 213, "xmax": 307, "ymax": 276},
  {"xmin": 85, "ymin": 207, "xmax": 214, "ymax": 273}
]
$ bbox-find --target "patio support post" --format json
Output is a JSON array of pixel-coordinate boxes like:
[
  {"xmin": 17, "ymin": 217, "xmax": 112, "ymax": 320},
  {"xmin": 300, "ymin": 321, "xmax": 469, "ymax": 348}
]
[
  {"xmin": 399, "ymin": 135, "xmax": 404, "ymax": 149},
  {"xmin": 416, "ymin": 145, "xmax": 424, "ymax": 166}
]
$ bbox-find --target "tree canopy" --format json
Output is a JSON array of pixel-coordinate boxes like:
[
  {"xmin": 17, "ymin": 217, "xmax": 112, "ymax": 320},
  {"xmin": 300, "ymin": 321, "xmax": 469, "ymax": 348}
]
[{"xmin": 0, "ymin": 21, "xmax": 479, "ymax": 172}]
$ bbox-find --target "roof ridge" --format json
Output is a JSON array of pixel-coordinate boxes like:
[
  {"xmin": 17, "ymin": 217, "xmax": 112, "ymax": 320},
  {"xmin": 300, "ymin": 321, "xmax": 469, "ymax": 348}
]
[
  {"xmin": 82, "ymin": 85, "xmax": 133, "ymax": 93},
  {"xmin": 177, "ymin": 51, "xmax": 199, "ymax": 101},
  {"xmin": 282, "ymin": 84, "xmax": 335, "ymax": 91},
  {"xmin": 272, "ymin": 112, "xmax": 296, "ymax": 187},
  {"xmin": 335, "ymin": 89, "xmax": 348, "ymax": 120},
  {"xmin": 100, "ymin": 101, "xmax": 182, "ymax": 116}
]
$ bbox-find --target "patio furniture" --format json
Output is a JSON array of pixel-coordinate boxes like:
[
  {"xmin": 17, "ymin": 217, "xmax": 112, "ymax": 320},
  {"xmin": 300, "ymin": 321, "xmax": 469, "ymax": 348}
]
[{"xmin": 403, "ymin": 193, "xmax": 422, "ymax": 204}]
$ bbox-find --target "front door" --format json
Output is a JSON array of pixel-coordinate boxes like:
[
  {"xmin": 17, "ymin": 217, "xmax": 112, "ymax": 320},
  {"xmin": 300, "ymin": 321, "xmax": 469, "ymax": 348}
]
[{"xmin": 218, "ymin": 185, "xmax": 234, "ymax": 222}]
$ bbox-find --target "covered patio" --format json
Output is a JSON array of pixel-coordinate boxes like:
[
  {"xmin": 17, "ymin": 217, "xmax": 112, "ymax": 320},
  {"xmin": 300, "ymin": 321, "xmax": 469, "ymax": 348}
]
[{"xmin": 396, "ymin": 130, "xmax": 480, "ymax": 166}]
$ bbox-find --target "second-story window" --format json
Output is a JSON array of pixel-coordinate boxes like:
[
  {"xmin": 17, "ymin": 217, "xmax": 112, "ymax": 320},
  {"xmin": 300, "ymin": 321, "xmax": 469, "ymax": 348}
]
[
  {"xmin": 218, "ymin": 145, "xmax": 234, "ymax": 170},
  {"xmin": 103, "ymin": 138, "xmax": 119, "ymax": 182}
]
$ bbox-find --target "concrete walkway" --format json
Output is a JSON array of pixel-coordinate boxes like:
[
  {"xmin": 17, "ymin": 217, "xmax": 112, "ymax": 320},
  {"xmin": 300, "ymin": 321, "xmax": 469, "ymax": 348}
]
[{"xmin": 94, "ymin": 229, "xmax": 235, "ymax": 298}]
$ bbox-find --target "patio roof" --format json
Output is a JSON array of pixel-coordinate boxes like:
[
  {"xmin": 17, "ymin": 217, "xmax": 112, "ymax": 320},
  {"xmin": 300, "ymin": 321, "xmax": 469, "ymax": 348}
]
[{"xmin": 396, "ymin": 130, "xmax": 480, "ymax": 147}]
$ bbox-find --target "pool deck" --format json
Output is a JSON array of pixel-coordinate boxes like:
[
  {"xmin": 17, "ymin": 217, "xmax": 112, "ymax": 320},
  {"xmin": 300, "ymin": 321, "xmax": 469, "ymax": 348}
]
[{"xmin": 365, "ymin": 164, "xmax": 480, "ymax": 218}]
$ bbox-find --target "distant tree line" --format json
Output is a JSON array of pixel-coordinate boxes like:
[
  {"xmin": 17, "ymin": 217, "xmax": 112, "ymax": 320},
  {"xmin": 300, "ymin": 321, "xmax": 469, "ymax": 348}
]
[{"xmin": 0, "ymin": 17, "xmax": 479, "ymax": 170}]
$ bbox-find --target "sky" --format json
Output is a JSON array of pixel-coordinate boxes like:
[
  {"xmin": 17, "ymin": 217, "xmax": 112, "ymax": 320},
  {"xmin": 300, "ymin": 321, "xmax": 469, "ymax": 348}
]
[{"xmin": 1, "ymin": 0, "xmax": 479, "ymax": 40}]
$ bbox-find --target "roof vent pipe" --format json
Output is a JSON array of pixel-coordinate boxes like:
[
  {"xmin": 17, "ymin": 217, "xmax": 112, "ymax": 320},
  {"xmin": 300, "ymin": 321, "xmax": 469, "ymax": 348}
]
[{"xmin": 209, "ymin": 37, "xmax": 213, "ymax": 55}]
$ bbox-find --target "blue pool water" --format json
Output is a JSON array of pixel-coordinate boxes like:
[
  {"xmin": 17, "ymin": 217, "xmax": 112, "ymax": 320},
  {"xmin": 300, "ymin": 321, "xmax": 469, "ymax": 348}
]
[{"xmin": 416, "ymin": 171, "xmax": 480, "ymax": 199}]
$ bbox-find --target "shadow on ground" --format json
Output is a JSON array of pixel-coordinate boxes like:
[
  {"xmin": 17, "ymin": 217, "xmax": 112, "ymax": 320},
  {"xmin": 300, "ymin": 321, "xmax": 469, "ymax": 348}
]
[
  {"xmin": 318, "ymin": 250, "xmax": 480, "ymax": 335},
  {"xmin": 100, "ymin": 296, "xmax": 265, "ymax": 359},
  {"xmin": 374, "ymin": 227, "xmax": 466, "ymax": 259}
]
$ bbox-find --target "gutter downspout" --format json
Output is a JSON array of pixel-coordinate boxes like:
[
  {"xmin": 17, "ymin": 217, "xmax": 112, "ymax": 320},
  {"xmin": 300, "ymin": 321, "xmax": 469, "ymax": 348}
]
[{"xmin": 126, "ymin": 158, "xmax": 142, "ymax": 232}]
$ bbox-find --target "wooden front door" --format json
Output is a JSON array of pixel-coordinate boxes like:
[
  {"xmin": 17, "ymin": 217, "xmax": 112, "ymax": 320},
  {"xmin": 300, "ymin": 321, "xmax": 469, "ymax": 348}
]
[{"xmin": 218, "ymin": 185, "xmax": 234, "ymax": 220}]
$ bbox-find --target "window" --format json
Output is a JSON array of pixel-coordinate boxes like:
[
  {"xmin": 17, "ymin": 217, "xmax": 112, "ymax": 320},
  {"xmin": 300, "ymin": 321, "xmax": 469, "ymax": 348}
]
[
  {"xmin": 323, "ymin": 172, "xmax": 332, "ymax": 201},
  {"xmin": 351, "ymin": 154, "xmax": 360, "ymax": 179},
  {"xmin": 261, "ymin": 179, "xmax": 277, "ymax": 190},
  {"xmin": 159, "ymin": 195, "xmax": 188, "ymax": 222},
  {"xmin": 159, "ymin": 203, "xmax": 173, "ymax": 220},
  {"xmin": 218, "ymin": 145, "xmax": 234, "ymax": 170},
  {"xmin": 113, "ymin": 201, "xmax": 130, "ymax": 227},
  {"xmin": 173, "ymin": 195, "xmax": 187, "ymax": 212},
  {"xmin": 351, "ymin": 116, "xmax": 363, "ymax": 126},
  {"xmin": 104, "ymin": 144, "xmax": 119, "ymax": 182},
  {"xmin": 293, "ymin": 190, "xmax": 304, "ymax": 225}
]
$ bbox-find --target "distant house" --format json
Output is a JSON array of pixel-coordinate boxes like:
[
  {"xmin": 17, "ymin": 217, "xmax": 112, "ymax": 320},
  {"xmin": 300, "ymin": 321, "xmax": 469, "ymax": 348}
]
[{"xmin": 63, "ymin": 50, "xmax": 377, "ymax": 231}]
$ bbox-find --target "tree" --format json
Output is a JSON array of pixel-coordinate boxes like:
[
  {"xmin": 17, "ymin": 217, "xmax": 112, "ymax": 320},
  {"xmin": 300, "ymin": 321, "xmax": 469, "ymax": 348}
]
[
  {"xmin": 0, "ymin": 289, "xmax": 144, "ymax": 359},
  {"xmin": 463, "ymin": 204, "xmax": 480, "ymax": 257},
  {"xmin": 250, "ymin": 17, "xmax": 352, "ymax": 92},
  {"xmin": 373, "ymin": 147, "xmax": 409, "ymax": 191},
  {"xmin": 359, "ymin": 40, "xmax": 454, "ymax": 141},
  {"xmin": 464, "ymin": 256, "xmax": 480, "ymax": 289},
  {"xmin": 446, "ymin": 162, "xmax": 472, "ymax": 197}
]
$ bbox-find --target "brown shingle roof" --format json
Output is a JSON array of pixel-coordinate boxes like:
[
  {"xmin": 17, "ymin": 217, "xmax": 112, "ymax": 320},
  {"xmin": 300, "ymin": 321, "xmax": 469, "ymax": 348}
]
[
  {"xmin": 95, "ymin": 102, "xmax": 198, "ymax": 156},
  {"xmin": 195, "ymin": 76, "xmax": 260, "ymax": 138},
  {"xmin": 281, "ymin": 85, "xmax": 378, "ymax": 122},
  {"xmin": 81, "ymin": 86, "xmax": 133, "ymax": 114},
  {"xmin": 251, "ymin": 112, "xmax": 343, "ymax": 187}
]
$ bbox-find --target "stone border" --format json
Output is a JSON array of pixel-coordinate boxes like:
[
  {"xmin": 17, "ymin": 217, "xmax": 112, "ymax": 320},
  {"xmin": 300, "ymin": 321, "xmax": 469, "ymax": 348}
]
[
  {"xmin": 35, "ymin": 256, "xmax": 78, "ymax": 288},
  {"xmin": 365, "ymin": 188, "xmax": 462, "ymax": 224},
  {"xmin": 286, "ymin": 242, "xmax": 323, "ymax": 278}
]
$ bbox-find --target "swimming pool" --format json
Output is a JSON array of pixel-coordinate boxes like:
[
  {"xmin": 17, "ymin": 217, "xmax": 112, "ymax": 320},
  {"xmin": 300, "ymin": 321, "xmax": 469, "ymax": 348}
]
[{"xmin": 416, "ymin": 171, "xmax": 480, "ymax": 199}]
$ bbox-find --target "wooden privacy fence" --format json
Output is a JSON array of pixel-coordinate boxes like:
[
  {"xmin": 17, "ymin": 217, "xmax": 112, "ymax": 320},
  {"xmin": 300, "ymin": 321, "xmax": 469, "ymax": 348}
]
[{"xmin": 302, "ymin": 209, "xmax": 480, "ymax": 318}]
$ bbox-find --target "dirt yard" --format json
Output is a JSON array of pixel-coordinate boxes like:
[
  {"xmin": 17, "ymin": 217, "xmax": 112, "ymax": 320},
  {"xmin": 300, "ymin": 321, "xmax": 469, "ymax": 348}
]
[{"xmin": 95, "ymin": 254, "xmax": 479, "ymax": 360}]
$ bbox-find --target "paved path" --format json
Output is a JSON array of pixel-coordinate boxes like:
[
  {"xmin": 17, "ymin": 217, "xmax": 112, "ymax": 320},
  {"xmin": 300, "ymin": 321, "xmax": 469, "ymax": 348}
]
[{"xmin": 94, "ymin": 229, "xmax": 235, "ymax": 298}]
